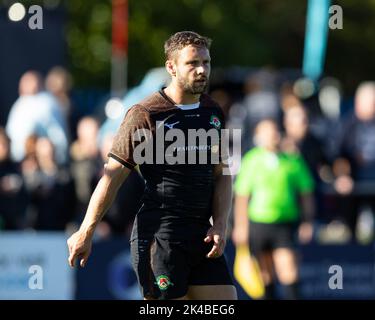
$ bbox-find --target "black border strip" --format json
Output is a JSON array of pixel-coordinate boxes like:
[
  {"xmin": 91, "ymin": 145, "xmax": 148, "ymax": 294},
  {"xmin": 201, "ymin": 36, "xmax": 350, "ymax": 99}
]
[{"xmin": 108, "ymin": 152, "xmax": 135, "ymax": 170}]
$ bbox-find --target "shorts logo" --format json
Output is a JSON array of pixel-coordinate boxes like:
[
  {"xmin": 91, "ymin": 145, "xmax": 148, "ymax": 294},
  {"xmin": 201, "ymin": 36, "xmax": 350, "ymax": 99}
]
[
  {"xmin": 210, "ymin": 115, "xmax": 221, "ymax": 129},
  {"xmin": 155, "ymin": 275, "xmax": 174, "ymax": 291}
]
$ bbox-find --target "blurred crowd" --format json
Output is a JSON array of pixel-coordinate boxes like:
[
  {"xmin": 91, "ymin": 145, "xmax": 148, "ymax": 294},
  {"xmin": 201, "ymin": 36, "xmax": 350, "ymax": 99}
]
[
  {"xmin": 224, "ymin": 69, "xmax": 375, "ymax": 245},
  {"xmin": 0, "ymin": 67, "xmax": 144, "ymax": 238},
  {"xmin": 1, "ymin": 67, "xmax": 375, "ymax": 245}
]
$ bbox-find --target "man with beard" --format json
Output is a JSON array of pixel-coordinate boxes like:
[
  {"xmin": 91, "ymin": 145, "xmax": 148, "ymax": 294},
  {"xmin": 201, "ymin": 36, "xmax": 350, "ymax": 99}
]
[{"xmin": 67, "ymin": 31, "xmax": 237, "ymax": 300}]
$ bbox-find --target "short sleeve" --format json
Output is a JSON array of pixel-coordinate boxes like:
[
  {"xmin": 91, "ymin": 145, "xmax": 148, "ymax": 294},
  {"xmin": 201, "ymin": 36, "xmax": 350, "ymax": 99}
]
[
  {"xmin": 293, "ymin": 156, "xmax": 315, "ymax": 194},
  {"xmin": 234, "ymin": 151, "xmax": 254, "ymax": 196},
  {"xmin": 108, "ymin": 105, "xmax": 151, "ymax": 169}
]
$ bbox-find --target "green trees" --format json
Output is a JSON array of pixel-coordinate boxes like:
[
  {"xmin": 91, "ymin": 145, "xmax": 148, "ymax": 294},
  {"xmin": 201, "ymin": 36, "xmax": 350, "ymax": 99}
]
[{"xmin": 65, "ymin": 0, "xmax": 375, "ymax": 94}]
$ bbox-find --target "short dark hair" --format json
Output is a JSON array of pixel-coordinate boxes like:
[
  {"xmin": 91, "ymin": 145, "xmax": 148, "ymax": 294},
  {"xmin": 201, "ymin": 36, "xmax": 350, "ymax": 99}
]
[{"xmin": 164, "ymin": 31, "xmax": 212, "ymax": 60}]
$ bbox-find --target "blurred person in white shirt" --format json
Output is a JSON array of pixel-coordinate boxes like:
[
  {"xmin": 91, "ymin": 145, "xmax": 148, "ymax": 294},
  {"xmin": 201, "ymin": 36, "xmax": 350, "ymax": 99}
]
[{"xmin": 6, "ymin": 70, "xmax": 69, "ymax": 165}]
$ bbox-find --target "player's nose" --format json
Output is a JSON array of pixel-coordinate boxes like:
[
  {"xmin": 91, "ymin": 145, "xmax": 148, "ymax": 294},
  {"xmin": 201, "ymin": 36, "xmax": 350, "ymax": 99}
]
[{"xmin": 196, "ymin": 65, "xmax": 206, "ymax": 75}]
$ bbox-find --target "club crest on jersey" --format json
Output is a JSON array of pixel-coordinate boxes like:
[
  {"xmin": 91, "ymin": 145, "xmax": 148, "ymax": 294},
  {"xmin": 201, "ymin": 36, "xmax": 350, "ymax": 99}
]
[
  {"xmin": 155, "ymin": 275, "xmax": 174, "ymax": 291},
  {"xmin": 210, "ymin": 115, "xmax": 221, "ymax": 129}
]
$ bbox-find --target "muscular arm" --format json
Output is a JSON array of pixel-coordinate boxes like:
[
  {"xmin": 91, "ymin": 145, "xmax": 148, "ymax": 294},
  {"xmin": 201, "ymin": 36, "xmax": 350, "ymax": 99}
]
[
  {"xmin": 79, "ymin": 157, "xmax": 131, "ymax": 236},
  {"xmin": 67, "ymin": 157, "xmax": 131, "ymax": 267}
]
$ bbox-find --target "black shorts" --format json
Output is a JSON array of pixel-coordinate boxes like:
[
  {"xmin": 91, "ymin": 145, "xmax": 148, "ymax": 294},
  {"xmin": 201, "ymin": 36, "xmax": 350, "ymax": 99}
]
[
  {"xmin": 249, "ymin": 222, "xmax": 297, "ymax": 257},
  {"xmin": 130, "ymin": 236, "xmax": 234, "ymax": 299}
]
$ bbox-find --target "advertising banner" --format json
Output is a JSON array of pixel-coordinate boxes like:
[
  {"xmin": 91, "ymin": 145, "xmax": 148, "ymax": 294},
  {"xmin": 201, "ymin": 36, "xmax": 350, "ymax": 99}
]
[{"xmin": 0, "ymin": 232, "xmax": 74, "ymax": 299}]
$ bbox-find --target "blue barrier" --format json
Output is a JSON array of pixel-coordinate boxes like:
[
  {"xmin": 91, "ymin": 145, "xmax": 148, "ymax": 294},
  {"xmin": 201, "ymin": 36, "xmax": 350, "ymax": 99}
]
[
  {"xmin": 75, "ymin": 238, "xmax": 141, "ymax": 300},
  {"xmin": 75, "ymin": 237, "xmax": 375, "ymax": 300}
]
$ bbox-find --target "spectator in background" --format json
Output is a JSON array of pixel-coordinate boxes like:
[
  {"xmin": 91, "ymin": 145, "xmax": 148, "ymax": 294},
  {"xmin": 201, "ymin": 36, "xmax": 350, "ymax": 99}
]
[
  {"xmin": 232, "ymin": 120, "xmax": 315, "ymax": 299},
  {"xmin": 282, "ymin": 104, "xmax": 333, "ymax": 227},
  {"xmin": 23, "ymin": 137, "xmax": 76, "ymax": 230},
  {"xmin": 20, "ymin": 134, "xmax": 39, "ymax": 181},
  {"xmin": 279, "ymin": 82, "xmax": 301, "ymax": 114},
  {"xmin": 332, "ymin": 82, "xmax": 375, "ymax": 241},
  {"xmin": 314, "ymin": 78, "xmax": 343, "ymax": 162},
  {"xmin": 45, "ymin": 66, "xmax": 76, "ymax": 139},
  {"xmin": 282, "ymin": 104, "xmax": 328, "ymax": 182},
  {"xmin": 6, "ymin": 70, "xmax": 69, "ymax": 166},
  {"xmin": 230, "ymin": 69, "xmax": 281, "ymax": 154},
  {"xmin": 70, "ymin": 116, "xmax": 102, "ymax": 226},
  {"xmin": 0, "ymin": 127, "xmax": 28, "ymax": 230}
]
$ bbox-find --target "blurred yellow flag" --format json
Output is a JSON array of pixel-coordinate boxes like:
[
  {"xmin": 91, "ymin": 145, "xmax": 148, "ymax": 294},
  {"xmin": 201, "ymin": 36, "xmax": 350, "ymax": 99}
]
[{"xmin": 234, "ymin": 245, "xmax": 265, "ymax": 299}]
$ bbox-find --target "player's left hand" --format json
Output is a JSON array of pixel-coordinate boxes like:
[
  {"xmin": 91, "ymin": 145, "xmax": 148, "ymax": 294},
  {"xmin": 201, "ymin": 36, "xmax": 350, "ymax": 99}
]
[{"xmin": 204, "ymin": 225, "xmax": 226, "ymax": 258}]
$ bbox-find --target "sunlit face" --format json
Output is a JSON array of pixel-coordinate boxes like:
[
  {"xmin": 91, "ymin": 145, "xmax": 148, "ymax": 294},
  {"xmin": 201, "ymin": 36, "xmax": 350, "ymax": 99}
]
[
  {"xmin": 255, "ymin": 121, "xmax": 280, "ymax": 151},
  {"xmin": 284, "ymin": 106, "xmax": 308, "ymax": 138},
  {"xmin": 355, "ymin": 87, "xmax": 375, "ymax": 121},
  {"xmin": 77, "ymin": 118, "xmax": 98, "ymax": 143},
  {"xmin": 169, "ymin": 45, "xmax": 211, "ymax": 95}
]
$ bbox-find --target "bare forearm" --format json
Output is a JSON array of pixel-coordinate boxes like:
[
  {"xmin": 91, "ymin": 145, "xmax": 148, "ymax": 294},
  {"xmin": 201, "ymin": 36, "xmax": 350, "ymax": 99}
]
[
  {"xmin": 79, "ymin": 177, "xmax": 118, "ymax": 235},
  {"xmin": 234, "ymin": 195, "xmax": 250, "ymax": 229},
  {"xmin": 79, "ymin": 160, "xmax": 130, "ymax": 236}
]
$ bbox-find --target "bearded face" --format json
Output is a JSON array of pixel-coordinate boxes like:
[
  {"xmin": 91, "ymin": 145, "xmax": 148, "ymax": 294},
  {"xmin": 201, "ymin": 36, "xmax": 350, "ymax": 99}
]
[
  {"xmin": 173, "ymin": 45, "xmax": 211, "ymax": 95},
  {"xmin": 177, "ymin": 72, "xmax": 208, "ymax": 94}
]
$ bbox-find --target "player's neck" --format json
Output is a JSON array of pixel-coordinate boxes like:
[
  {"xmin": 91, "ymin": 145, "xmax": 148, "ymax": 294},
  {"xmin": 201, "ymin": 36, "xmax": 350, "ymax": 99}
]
[{"xmin": 164, "ymin": 84, "xmax": 201, "ymax": 105}]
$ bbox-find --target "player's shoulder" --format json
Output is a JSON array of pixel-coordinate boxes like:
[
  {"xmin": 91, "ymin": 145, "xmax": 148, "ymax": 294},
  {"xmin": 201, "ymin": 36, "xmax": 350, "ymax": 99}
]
[
  {"xmin": 124, "ymin": 91, "xmax": 167, "ymax": 119},
  {"xmin": 124, "ymin": 103, "xmax": 149, "ymax": 124},
  {"xmin": 137, "ymin": 90, "xmax": 176, "ymax": 114}
]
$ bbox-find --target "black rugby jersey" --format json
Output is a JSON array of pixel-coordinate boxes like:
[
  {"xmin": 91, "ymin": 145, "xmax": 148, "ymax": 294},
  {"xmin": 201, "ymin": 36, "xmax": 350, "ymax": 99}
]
[{"xmin": 109, "ymin": 89, "xmax": 226, "ymax": 240}]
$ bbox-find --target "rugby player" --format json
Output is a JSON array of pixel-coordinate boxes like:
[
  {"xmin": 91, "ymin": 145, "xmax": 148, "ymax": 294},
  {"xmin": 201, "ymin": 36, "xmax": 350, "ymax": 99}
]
[{"xmin": 67, "ymin": 31, "xmax": 237, "ymax": 300}]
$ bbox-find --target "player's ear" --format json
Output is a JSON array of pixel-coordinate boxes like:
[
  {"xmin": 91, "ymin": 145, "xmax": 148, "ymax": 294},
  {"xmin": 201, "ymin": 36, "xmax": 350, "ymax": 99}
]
[{"xmin": 165, "ymin": 60, "xmax": 176, "ymax": 77}]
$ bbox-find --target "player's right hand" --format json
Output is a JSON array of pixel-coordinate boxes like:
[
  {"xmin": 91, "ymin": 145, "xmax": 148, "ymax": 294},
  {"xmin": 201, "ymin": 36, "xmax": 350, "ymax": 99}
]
[{"xmin": 67, "ymin": 230, "xmax": 93, "ymax": 268}]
